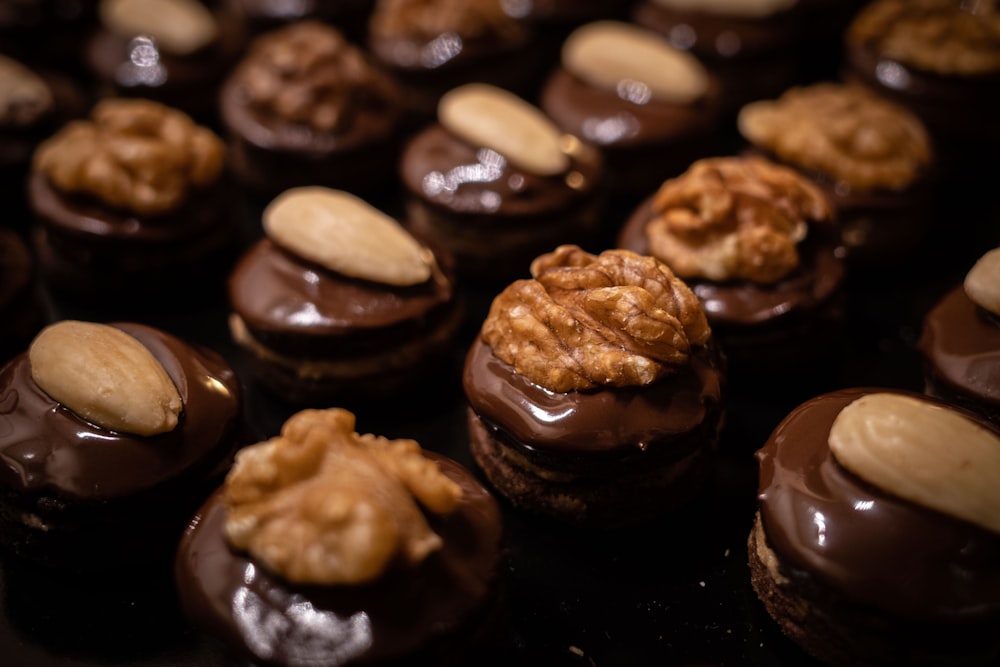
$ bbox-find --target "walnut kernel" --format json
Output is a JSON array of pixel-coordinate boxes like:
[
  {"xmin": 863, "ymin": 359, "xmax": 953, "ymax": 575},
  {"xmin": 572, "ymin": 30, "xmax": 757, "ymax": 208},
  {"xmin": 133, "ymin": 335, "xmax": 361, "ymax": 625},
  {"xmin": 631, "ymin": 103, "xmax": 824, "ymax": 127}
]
[
  {"xmin": 848, "ymin": 0, "xmax": 1000, "ymax": 76},
  {"xmin": 224, "ymin": 408, "xmax": 462, "ymax": 585},
  {"xmin": 0, "ymin": 55, "xmax": 53, "ymax": 127},
  {"xmin": 33, "ymin": 99, "xmax": 224, "ymax": 216},
  {"xmin": 738, "ymin": 84, "xmax": 932, "ymax": 192},
  {"xmin": 482, "ymin": 245, "xmax": 710, "ymax": 393},
  {"xmin": 645, "ymin": 157, "xmax": 831, "ymax": 284},
  {"xmin": 371, "ymin": 0, "xmax": 524, "ymax": 42}
]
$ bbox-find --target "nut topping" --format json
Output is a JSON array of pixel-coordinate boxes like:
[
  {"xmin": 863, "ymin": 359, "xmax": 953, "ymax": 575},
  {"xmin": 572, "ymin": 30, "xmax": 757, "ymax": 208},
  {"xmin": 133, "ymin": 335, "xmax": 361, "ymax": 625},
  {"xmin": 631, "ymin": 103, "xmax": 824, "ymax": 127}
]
[
  {"xmin": 651, "ymin": 0, "xmax": 796, "ymax": 19},
  {"xmin": 739, "ymin": 84, "xmax": 932, "ymax": 192},
  {"xmin": 263, "ymin": 187, "xmax": 434, "ymax": 287},
  {"xmin": 645, "ymin": 157, "xmax": 832, "ymax": 284},
  {"xmin": 829, "ymin": 393, "xmax": 1000, "ymax": 534},
  {"xmin": 439, "ymin": 83, "xmax": 570, "ymax": 177},
  {"xmin": 224, "ymin": 408, "xmax": 463, "ymax": 585},
  {"xmin": 562, "ymin": 21, "xmax": 709, "ymax": 105},
  {"xmin": 848, "ymin": 0, "xmax": 1000, "ymax": 76},
  {"xmin": 29, "ymin": 321, "xmax": 183, "ymax": 437},
  {"xmin": 0, "ymin": 55, "xmax": 53, "ymax": 127},
  {"xmin": 100, "ymin": 0, "xmax": 217, "ymax": 56},
  {"xmin": 33, "ymin": 99, "xmax": 224, "ymax": 216},
  {"xmin": 965, "ymin": 247, "xmax": 1000, "ymax": 317},
  {"xmin": 482, "ymin": 245, "xmax": 710, "ymax": 392},
  {"xmin": 234, "ymin": 21, "xmax": 400, "ymax": 133}
]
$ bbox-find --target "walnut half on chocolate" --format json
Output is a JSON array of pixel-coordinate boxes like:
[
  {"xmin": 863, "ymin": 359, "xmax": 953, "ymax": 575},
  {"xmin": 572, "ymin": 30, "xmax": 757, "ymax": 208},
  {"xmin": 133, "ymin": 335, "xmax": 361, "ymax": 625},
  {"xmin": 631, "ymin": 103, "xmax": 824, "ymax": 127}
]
[
  {"xmin": 482, "ymin": 245, "xmax": 711, "ymax": 393},
  {"xmin": 224, "ymin": 408, "xmax": 462, "ymax": 585}
]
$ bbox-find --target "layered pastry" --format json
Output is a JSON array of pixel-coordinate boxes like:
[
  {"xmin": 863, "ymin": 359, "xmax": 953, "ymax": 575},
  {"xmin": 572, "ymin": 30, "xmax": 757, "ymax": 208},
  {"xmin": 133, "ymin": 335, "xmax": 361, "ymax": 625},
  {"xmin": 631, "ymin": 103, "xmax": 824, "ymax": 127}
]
[
  {"xmin": 0, "ymin": 320, "xmax": 244, "ymax": 572},
  {"xmin": 463, "ymin": 245, "xmax": 725, "ymax": 525},
  {"xmin": 617, "ymin": 156, "xmax": 844, "ymax": 375},
  {"xmin": 631, "ymin": 0, "xmax": 804, "ymax": 113},
  {"xmin": 220, "ymin": 20, "xmax": 404, "ymax": 201},
  {"xmin": 401, "ymin": 83, "xmax": 604, "ymax": 282},
  {"xmin": 752, "ymin": 388, "xmax": 1000, "ymax": 666},
  {"xmin": 540, "ymin": 21, "xmax": 725, "ymax": 197},
  {"xmin": 918, "ymin": 247, "xmax": 1000, "ymax": 426},
  {"xmin": 0, "ymin": 54, "xmax": 87, "ymax": 223},
  {"xmin": 0, "ymin": 229, "xmax": 44, "ymax": 363},
  {"xmin": 228, "ymin": 187, "xmax": 462, "ymax": 405},
  {"xmin": 738, "ymin": 82, "xmax": 935, "ymax": 267},
  {"xmin": 86, "ymin": 0, "xmax": 244, "ymax": 121},
  {"xmin": 368, "ymin": 0, "xmax": 540, "ymax": 125},
  {"xmin": 28, "ymin": 98, "xmax": 239, "ymax": 302},
  {"xmin": 843, "ymin": 0, "xmax": 1000, "ymax": 154},
  {"xmin": 224, "ymin": 0, "xmax": 374, "ymax": 41},
  {"xmin": 176, "ymin": 407, "xmax": 505, "ymax": 666}
]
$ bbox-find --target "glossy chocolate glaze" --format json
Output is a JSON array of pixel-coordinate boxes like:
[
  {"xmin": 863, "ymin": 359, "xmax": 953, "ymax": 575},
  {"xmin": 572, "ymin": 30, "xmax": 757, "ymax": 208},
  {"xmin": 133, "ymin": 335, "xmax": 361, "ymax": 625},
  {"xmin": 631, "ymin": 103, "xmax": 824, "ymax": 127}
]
[
  {"xmin": 400, "ymin": 124, "xmax": 603, "ymax": 219},
  {"xmin": 618, "ymin": 198, "xmax": 846, "ymax": 328},
  {"xmin": 228, "ymin": 239, "xmax": 457, "ymax": 357},
  {"xmin": 918, "ymin": 286, "xmax": 1000, "ymax": 408},
  {"xmin": 757, "ymin": 387, "xmax": 1000, "ymax": 621},
  {"xmin": 176, "ymin": 454, "xmax": 503, "ymax": 666},
  {"xmin": 541, "ymin": 68, "xmax": 723, "ymax": 194},
  {"xmin": 0, "ymin": 323, "xmax": 242, "ymax": 502},
  {"xmin": 463, "ymin": 337, "xmax": 723, "ymax": 467},
  {"xmin": 28, "ymin": 171, "xmax": 238, "ymax": 273},
  {"xmin": 844, "ymin": 36, "xmax": 1000, "ymax": 143},
  {"xmin": 85, "ymin": 13, "xmax": 244, "ymax": 120}
]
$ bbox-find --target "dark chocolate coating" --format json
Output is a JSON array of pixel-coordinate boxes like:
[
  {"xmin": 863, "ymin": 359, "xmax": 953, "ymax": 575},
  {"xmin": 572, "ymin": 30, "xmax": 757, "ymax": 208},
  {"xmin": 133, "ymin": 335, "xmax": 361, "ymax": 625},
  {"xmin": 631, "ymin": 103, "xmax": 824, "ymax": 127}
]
[
  {"xmin": 918, "ymin": 286, "xmax": 1000, "ymax": 423},
  {"xmin": 400, "ymin": 123, "xmax": 604, "ymax": 281},
  {"xmin": 463, "ymin": 337, "xmax": 723, "ymax": 469},
  {"xmin": 228, "ymin": 238, "xmax": 457, "ymax": 358},
  {"xmin": 0, "ymin": 322, "xmax": 242, "ymax": 501},
  {"xmin": 175, "ymin": 453, "xmax": 504, "ymax": 667},
  {"xmin": 28, "ymin": 170, "xmax": 239, "ymax": 298},
  {"xmin": 540, "ymin": 67, "xmax": 725, "ymax": 195},
  {"xmin": 756, "ymin": 387, "xmax": 1000, "ymax": 621},
  {"xmin": 85, "ymin": 11, "xmax": 244, "ymax": 122},
  {"xmin": 631, "ymin": 1, "xmax": 800, "ymax": 111}
]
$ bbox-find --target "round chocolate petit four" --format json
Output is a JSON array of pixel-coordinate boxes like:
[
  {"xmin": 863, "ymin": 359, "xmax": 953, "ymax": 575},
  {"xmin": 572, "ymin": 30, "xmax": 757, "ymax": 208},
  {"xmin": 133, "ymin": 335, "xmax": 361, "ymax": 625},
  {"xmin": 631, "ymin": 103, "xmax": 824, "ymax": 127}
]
[
  {"xmin": 618, "ymin": 156, "xmax": 845, "ymax": 377},
  {"xmin": 632, "ymin": 0, "xmax": 804, "ymax": 113},
  {"xmin": 228, "ymin": 187, "xmax": 462, "ymax": 406},
  {"xmin": 540, "ymin": 21, "xmax": 725, "ymax": 197},
  {"xmin": 368, "ymin": 0, "xmax": 541, "ymax": 125},
  {"xmin": 918, "ymin": 247, "xmax": 1000, "ymax": 427},
  {"xmin": 28, "ymin": 98, "xmax": 239, "ymax": 303},
  {"xmin": 176, "ymin": 407, "xmax": 505, "ymax": 667},
  {"xmin": 752, "ymin": 388, "xmax": 1000, "ymax": 666},
  {"xmin": 0, "ymin": 320, "xmax": 244, "ymax": 572},
  {"xmin": 843, "ymin": 0, "xmax": 1000, "ymax": 156},
  {"xmin": 220, "ymin": 20, "xmax": 404, "ymax": 201},
  {"xmin": 401, "ymin": 83, "xmax": 604, "ymax": 283},
  {"xmin": 464, "ymin": 245, "xmax": 725, "ymax": 525},
  {"xmin": 738, "ymin": 82, "xmax": 935, "ymax": 268},
  {"xmin": 86, "ymin": 0, "xmax": 244, "ymax": 122}
]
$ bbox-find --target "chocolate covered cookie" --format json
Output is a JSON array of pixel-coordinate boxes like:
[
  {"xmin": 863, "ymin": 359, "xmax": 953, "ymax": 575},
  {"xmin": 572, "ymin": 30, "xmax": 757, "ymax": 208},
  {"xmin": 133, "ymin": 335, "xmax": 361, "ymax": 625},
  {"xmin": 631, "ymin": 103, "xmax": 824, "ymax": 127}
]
[
  {"xmin": 752, "ymin": 388, "xmax": 1000, "ymax": 666},
  {"xmin": 0, "ymin": 320, "xmax": 244, "ymax": 572},
  {"xmin": 464, "ymin": 246, "xmax": 725, "ymax": 525},
  {"xmin": 176, "ymin": 407, "xmax": 505, "ymax": 666},
  {"xmin": 228, "ymin": 187, "xmax": 462, "ymax": 405}
]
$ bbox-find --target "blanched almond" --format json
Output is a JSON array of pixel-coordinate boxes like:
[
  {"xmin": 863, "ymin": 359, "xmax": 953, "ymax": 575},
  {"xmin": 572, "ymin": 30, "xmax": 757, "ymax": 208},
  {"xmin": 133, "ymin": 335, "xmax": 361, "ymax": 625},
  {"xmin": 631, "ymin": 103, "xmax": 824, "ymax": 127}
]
[
  {"xmin": 829, "ymin": 393, "xmax": 1000, "ymax": 534},
  {"xmin": 562, "ymin": 21, "xmax": 709, "ymax": 105},
  {"xmin": 964, "ymin": 247, "xmax": 1000, "ymax": 316},
  {"xmin": 29, "ymin": 321, "xmax": 183, "ymax": 436},
  {"xmin": 263, "ymin": 187, "xmax": 433, "ymax": 287},
  {"xmin": 100, "ymin": 0, "xmax": 217, "ymax": 56},
  {"xmin": 438, "ymin": 83, "xmax": 569, "ymax": 177}
]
